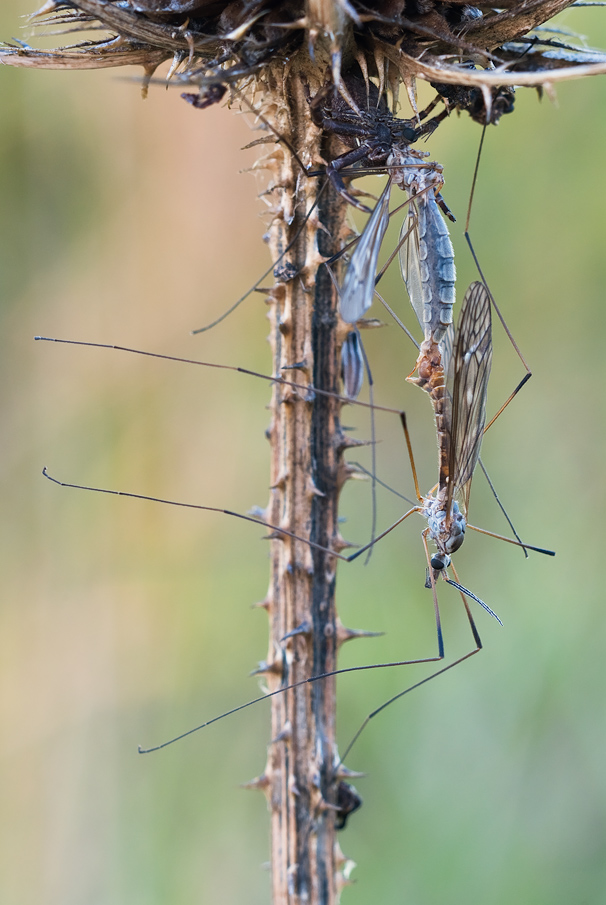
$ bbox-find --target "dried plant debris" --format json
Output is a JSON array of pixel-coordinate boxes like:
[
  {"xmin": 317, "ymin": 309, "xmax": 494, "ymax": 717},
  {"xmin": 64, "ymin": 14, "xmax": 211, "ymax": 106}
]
[{"xmin": 1, "ymin": 0, "xmax": 606, "ymax": 104}]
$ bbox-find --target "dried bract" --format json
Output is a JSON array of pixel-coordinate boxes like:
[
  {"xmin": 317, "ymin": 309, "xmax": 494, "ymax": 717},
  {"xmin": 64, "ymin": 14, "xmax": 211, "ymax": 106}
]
[{"xmin": 2, "ymin": 1, "xmax": 605, "ymax": 104}]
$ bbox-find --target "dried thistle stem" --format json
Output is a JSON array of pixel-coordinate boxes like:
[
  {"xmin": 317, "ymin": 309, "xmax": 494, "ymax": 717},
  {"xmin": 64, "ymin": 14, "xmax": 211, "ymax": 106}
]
[{"xmin": 257, "ymin": 65, "xmax": 350, "ymax": 905}]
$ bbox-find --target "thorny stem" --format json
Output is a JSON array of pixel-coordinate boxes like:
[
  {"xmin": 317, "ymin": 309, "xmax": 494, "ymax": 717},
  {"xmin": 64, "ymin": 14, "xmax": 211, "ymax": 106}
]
[{"xmin": 259, "ymin": 66, "xmax": 350, "ymax": 905}]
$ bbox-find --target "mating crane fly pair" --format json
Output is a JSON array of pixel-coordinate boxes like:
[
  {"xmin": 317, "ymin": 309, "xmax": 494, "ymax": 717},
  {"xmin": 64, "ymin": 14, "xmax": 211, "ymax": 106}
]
[
  {"xmin": 38, "ymin": 70, "xmax": 552, "ymax": 764},
  {"xmin": 328, "ymin": 74, "xmax": 551, "ymax": 581}
]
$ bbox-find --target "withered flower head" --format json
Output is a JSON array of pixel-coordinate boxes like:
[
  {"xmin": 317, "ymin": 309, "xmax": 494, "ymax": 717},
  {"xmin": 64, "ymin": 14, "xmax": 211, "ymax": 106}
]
[{"xmin": 1, "ymin": 1, "xmax": 606, "ymax": 113}]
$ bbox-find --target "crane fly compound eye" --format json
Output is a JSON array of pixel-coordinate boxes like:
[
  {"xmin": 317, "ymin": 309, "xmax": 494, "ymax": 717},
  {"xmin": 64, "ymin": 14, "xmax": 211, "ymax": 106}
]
[{"xmin": 401, "ymin": 124, "xmax": 418, "ymax": 142}]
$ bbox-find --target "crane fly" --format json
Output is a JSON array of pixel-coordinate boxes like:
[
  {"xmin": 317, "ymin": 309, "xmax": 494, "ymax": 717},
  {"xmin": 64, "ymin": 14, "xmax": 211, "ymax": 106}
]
[
  {"xmin": 348, "ymin": 281, "xmax": 498, "ymax": 603},
  {"xmin": 336, "ymin": 145, "xmax": 455, "ymax": 560},
  {"xmin": 336, "ymin": 281, "xmax": 554, "ymax": 764},
  {"xmin": 414, "ymin": 280, "xmax": 492, "ymax": 582},
  {"xmin": 336, "ymin": 143, "xmax": 530, "ymax": 560},
  {"xmin": 335, "ymin": 150, "xmax": 453, "ymax": 562},
  {"xmin": 392, "ymin": 146, "xmax": 532, "ymax": 552}
]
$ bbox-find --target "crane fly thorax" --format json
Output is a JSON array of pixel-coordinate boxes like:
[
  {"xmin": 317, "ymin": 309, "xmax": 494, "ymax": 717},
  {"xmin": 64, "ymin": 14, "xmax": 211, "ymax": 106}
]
[
  {"xmin": 407, "ymin": 340, "xmax": 445, "ymax": 392},
  {"xmin": 388, "ymin": 150, "xmax": 445, "ymax": 196},
  {"xmin": 423, "ymin": 496, "xmax": 467, "ymax": 572}
]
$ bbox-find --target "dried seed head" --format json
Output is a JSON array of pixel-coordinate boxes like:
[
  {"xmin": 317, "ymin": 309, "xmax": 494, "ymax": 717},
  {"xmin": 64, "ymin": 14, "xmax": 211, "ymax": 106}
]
[{"xmin": 3, "ymin": 1, "xmax": 605, "ymax": 105}]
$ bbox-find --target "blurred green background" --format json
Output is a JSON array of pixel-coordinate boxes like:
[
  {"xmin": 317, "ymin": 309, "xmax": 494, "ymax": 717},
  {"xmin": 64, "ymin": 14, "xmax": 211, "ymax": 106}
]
[{"xmin": 2, "ymin": 3, "xmax": 606, "ymax": 903}]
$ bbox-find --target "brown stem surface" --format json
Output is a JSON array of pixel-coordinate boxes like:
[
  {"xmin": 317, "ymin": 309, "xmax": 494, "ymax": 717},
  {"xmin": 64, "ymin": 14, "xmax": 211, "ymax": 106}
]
[{"xmin": 258, "ymin": 65, "xmax": 350, "ymax": 905}]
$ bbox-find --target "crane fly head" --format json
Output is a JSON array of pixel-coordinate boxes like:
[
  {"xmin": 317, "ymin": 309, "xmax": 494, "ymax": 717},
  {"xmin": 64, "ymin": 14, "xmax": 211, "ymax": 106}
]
[{"xmin": 394, "ymin": 120, "xmax": 420, "ymax": 144}]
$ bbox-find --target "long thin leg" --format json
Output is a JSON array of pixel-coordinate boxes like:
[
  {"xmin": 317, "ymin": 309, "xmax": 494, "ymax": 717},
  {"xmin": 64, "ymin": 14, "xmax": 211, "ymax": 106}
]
[
  {"xmin": 483, "ymin": 371, "xmax": 531, "ymax": 433},
  {"xmin": 346, "ymin": 461, "xmax": 417, "ymax": 506},
  {"xmin": 138, "ymin": 526, "xmax": 448, "ymax": 755},
  {"xmin": 356, "ymin": 335, "xmax": 378, "ymax": 565},
  {"xmin": 464, "ymin": 124, "xmax": 487, "ymax": 237},
  {"xmin": 335, "ymin": 324, "xmax": 380, "ymax": 563},
  {"xmin": 42, "ymin": 467, "xmax": 354, "ymax": 563},
  {"xmin": 466, "ymin": 522, "xmax": 555, "ymax": 556},
  {"xmin": 335, "ymin": 542, "xmax": 482, "ymax": 770},
  {"xmin": 374, "ymin": 205, "xmax": 418, "ymax": 285},
  {"xmin": 187, "ymin": 81, "xmax": 340, "ymax": 334},
  {"xmin": 458, "ymin": 133, "xmax": 541, "ymax": 555},
  {"xmin": 335, "ymin": 642, "xmax": 482, "ymax": 769},
  {"xmin": 416, "ymin": 95, "xmax": 442, "ymax": 121},
  {"xmin": 464, "ymin": 126, "xmax": 533, "ymax": 414},
  {"xmin": 400, "ymin": 412, "xmax": 423, "ymax": 502},
  {"xmin": 346, "ymin": 507, "xmax": 421, "ymax": 562},
  {"xmin": 327, "ymin": 145, "xmax": 377, "ymax": 212},
  {"xmin": 38, "ymin": 337, "xmax": 546, "ymax": 566},
  {"xmin": 42, "ymin": 466, "xmax": 426, "ymax": 569},
  {"xmin": 138, "ymin": 631, "xmax": 448, "ymax": 754},
  {"xmin": 191, "ymin": 182, "xmax": 327, "ymax": 333},
  {"xmin": 322, "ymin": 177, "xmax": 440, "ymax": 275},
  {"xmin": 373, "ymin": 288, "xmax": 419, "ymax": 348},
  {"xmin": 34, "ymin": 336, "xmax": 405, "ymax": 418},
  {"xmin": 477, "ymin": 458, "xmax": 528, "ymax": 557}
]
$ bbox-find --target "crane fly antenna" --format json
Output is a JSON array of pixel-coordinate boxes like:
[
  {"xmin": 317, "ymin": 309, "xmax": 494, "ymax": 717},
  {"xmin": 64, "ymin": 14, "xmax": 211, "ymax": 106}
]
[{"xmin": 444, "ymin": 579, "xmax": 503, "ymax": 624}]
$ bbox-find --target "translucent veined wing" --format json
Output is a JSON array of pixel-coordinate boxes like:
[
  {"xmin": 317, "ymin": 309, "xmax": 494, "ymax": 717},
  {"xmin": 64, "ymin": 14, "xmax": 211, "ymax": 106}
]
[
  {"xmin": 398, "ymin": 201, "xmax": 424, "ymax": 328},
  {"xmin": 341, "ymin": 329, "xmax": 365, "ymax": 399},
  {"xmin": 447, "ymin": 282, "xmax": 493, "ymax": 517},
  {"xmin": 339, "ymin": 179, "xmax": 392, "ymax": 324},
  {"xmin": 440, "ymin": 321, "xmax": 455, "ymax": 378}
]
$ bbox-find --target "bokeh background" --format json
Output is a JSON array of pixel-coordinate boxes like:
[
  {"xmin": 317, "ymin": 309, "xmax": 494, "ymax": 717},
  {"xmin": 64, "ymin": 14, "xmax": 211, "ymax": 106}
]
[{"xmin": 2, "ymin": 3, "xmax": 606, "ymax": 903}]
